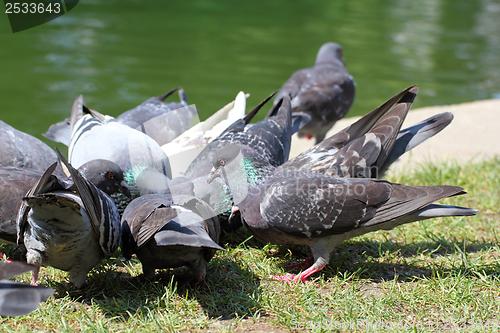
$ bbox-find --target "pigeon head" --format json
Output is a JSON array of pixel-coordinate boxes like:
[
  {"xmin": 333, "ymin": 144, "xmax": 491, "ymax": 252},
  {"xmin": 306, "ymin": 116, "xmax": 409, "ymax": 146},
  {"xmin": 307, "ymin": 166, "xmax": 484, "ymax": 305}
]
[
  {"xmin": 315, "ymin": 42, "xmax": 345, "ymax": 66},
  {"xmin": 207, "ymin": 144, "xmax": 244, "ymax": 184},
  {"xmin": 207, "ymin": 143, "xmax": 276, "ymax": 206},
  {"xmin": 78, "ymin": 159, "xmax": 131, "ymax": 198}
]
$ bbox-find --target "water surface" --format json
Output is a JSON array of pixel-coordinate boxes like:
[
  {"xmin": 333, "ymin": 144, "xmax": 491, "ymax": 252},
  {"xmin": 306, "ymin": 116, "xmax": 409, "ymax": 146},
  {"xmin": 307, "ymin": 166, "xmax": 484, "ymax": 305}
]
[{"xmin": 1, "ymin": 0, "xmax": 499, "ymax": 143}]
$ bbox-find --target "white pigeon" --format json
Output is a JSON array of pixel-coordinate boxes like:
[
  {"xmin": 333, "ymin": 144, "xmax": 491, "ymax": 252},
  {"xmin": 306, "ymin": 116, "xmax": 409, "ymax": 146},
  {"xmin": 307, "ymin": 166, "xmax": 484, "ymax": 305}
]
[
  {"xmin": 67, "ymin": 96, "xmax": 171, "ymax": 211},
  {"xmin": 162, "ymin": 91, "xmax": 248, "ymax": 177}
]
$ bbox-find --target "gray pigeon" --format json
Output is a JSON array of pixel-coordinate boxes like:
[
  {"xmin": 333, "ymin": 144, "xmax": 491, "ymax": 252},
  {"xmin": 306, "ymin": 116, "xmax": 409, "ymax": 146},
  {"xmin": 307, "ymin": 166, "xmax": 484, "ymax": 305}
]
[
  {"xmin": 16, "ymin": 151, "xmax": 126, "ymax": 287},
  {"xmin": 207, "ymin": 143, "xmax": 478, "ymax": 283},
  {"xmin": 0, "ymin": 120, "xmax": 65, "ymax": 177},
  {"xmin": 0, "ymin": 167, "xmax": 43, "ymax": 245},
  {"xmin": 274, "ymin": 42, "xmax": 355, "ymax": 143},
  {"xmin": 116, "ymin": 87, "xmax": 198, "ymax": 146},
  {"xmin": 1, "ymin": 159, "xmax": 130, "ymax": 247},
  {"xmin": 282, "ymin": 86, "xmax": 453, "ymax": 178},
  {"xmin": 66, "ymin": 96, "xmax": 171, "ymax": 212},
  {"xmin": 185, "ymin": 93, "xmax": 305, "ymax": 232},
  {"xmin": 0, "ymin": 262, "xmax": 54, "ymax": 317},
  {"xmin": 121, "ymin": 194, "xmax": 223, "ymax": 283},
  {"xmin": 44, "ymin": 88, "xmax": 197, "ymax": 147}
]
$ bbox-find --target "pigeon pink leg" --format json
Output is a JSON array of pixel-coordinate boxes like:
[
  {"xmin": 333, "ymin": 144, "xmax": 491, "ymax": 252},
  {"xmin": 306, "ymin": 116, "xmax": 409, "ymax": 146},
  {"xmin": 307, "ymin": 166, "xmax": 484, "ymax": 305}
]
[
  {"xmin": 0, "ymin": 251, "xmax": 13, "ymax": 263},
  {"xmin": 271, "ymin": 262, "xmax": 327, "ymax": 283},
  {"xmin": 30, "ymin": 264, "xmax": 40, "ymax": 286}
]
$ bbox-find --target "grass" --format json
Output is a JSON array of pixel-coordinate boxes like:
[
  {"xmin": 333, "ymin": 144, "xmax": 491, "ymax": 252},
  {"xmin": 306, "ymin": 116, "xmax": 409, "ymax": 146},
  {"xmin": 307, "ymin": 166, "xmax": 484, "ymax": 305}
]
[{"xmin": 2, "ymin": 157, "xmax": 500, "ymax": 332}]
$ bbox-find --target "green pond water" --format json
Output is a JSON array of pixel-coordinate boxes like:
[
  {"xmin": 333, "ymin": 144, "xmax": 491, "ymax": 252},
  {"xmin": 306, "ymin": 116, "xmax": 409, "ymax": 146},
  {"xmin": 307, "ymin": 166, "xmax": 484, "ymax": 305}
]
[{"xmin": 1, "ymin": 0, "xmax": 499, "ymax": 145}]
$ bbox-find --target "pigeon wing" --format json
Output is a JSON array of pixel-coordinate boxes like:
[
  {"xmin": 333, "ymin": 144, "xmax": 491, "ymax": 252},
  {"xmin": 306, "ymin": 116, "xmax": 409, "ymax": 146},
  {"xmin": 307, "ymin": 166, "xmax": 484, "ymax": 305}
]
[
  {"xmin": 121, "ymin": 195, "xmax": 180, "ymax": 248},
  {"xmin": 280, "ymin": 86, "xmax": 418, "ymax": 174},
  {"xmin": 16, "ymin": 162, "xmax": 58, "ymax": 245},
  {"xmin": 363, "ymin": 184, "xmax": 467, "ymax": 227},
  {"xmin": 55, "ymin": 150, "xmax": 102, "ymax": 243},
  {"xmin": 291, "ymin": 66, "xmax": 355, "ymax": 122},
  {"xmin": 379, "ymin": 112, "xmax": 453, "ymax": 176},
  {"xmin": 260, "ymin": 175, "xmax": 392, "ymax": 238}
]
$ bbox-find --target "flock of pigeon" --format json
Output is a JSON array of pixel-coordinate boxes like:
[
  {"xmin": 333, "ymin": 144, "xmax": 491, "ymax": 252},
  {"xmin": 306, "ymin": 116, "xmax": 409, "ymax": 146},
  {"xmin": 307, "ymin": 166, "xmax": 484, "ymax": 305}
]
[{"xmin": 0, "ymin": 42, "xmax": 478, "ymax": 316}]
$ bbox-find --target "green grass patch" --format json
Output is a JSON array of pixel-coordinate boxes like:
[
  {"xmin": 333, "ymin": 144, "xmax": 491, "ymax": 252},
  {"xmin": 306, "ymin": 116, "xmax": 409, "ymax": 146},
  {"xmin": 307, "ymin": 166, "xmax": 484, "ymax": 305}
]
[{"xmin": 2, "ymin": 157, "xmax": 499, "ymax": 332}]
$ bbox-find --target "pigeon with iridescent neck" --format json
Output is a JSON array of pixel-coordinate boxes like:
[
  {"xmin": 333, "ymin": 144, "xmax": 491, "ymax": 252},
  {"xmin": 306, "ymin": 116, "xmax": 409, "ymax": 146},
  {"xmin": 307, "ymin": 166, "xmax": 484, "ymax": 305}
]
[
  {"xmin": 66, "ymin": 95, "xmax": 171, "ymax": 212},
  {"xmin": 207, "ymin": 143, "xmax": 478, "ymax": 283},
  {"xmin": 185, "ymin": 93, "xmax": 308, "ymax": 232}
]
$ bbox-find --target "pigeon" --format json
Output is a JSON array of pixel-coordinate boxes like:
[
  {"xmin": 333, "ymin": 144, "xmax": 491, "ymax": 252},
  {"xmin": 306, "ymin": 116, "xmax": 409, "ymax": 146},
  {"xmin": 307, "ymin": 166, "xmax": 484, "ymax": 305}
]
[
  {"xmin": 1, "ymin": 167, "xmax": 44, "ymax": 245},
  {"xmin": 207, "ymin": 143, "xmax": 478, "ymax": 283},
  {"xmin": 1, "ymin": 159, "xmax": 130, "ymax": 254},
  {"xmin": 16, "ymin": 151, "xmax": 127, "ymax": 287},
  {"xmin": 66, "ymin": 96, "xmax": 171, "ymax": 212},
  {"xmin": 274, "ymin": 42, "xmax": 355, "ymax": 143},
  {"xmin": 163, "ymin": 91, "xmax": 249, "ymax": 177},
  {"xmin": 184, "ymin": 91, "xmax": 292, "ymax": 180},
  {"xmin": 0, "ymin": 120, "xmax": 64, "ymax": 177},
  {"xmin": 282, "ymin": 86, "xmax": 453, "ymax": 178},
  {"xmin": 43, "ymin": 87, "xmax": 197, "ymax": 147},
  {"xmin": 0, "ymin": 261, "xmax": 54, "ymax": 317},
  {"xmin": 267, "ymin": 85, "xmax": 454, "ymax": 269},
  {"xmin": 121, "ymin": 193, "xmax": 223, "ymax": 283},
  {"xmin": 197, "ymin": 86, "xmax": 449, "ymax": 234},
  {"xmin": 116, "ymin": 87, "xmax": 198, "ymax": 146},
  {"xmin": 202, "ymin": 91, "xmax": 247, "ymax": 140},
  {"xmin": 184, "ymin": 93, "xmax": 304, "ymax": 232}
]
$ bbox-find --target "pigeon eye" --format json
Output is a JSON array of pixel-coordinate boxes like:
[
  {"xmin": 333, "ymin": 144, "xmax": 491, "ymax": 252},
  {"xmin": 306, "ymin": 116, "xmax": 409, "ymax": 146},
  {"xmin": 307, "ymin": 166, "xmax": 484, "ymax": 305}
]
[
  {"xmin": 219, "ymin": 159, "xmax": 226, "ymax": 166},
  {"xmin": 106, "ymin": 173, "xmax": 114, "ymax": 180}
]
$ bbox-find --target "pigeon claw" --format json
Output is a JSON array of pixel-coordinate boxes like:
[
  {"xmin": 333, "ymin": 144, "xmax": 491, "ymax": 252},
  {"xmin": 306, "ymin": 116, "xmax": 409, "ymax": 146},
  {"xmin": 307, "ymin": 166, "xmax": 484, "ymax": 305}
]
[
  {"xmin": 0, "ymin": 251, "xmax": 13, "ymax": 263},
  {"xmin": 270, "ymin": 261, "xmax": 327, "ymax": 283}
]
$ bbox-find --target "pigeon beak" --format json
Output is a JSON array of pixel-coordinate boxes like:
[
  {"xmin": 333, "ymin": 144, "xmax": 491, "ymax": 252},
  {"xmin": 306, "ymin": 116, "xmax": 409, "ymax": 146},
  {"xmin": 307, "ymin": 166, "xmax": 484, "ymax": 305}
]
[
  {"xmin": 207, "ymin": 166, "xmax": 220, "ymax": 184},
  {"xmin": 120, "ymin": 180, "xmax": 132, "ymax": 197},
  {"xmin": 228, "ymin": 206, "xmax": 241, "ymax": 224}
]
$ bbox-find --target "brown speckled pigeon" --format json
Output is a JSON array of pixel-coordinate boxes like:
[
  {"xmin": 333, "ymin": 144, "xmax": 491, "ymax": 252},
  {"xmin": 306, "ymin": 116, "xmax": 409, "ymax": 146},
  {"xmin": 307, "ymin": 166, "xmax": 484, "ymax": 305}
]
[{"xmin": 273, "ymin": 42, "xmax": 355, "ymax": 143}]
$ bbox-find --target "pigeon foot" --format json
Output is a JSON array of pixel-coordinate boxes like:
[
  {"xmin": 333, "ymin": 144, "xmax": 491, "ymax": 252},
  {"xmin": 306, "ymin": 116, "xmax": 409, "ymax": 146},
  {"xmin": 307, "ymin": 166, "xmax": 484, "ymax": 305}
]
[
  {"xmin": 0, "ymin": 251, "xmax": 13, "ymax": 263},
  {"xmin": 270, "ymin": 262, "xmax": 327, "ymax": 283},
  {"xmin": 270, "ymin": 273, "xmax": 311, "ymax": 283}
]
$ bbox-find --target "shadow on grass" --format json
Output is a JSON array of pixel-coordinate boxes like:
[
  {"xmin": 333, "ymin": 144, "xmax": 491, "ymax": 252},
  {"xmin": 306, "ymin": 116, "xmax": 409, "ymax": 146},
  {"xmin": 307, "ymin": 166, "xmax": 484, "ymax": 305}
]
[
  {"xmin": 45, "ymin": 253, "xmax": 262, "ymax": 321},
  {"xmin": 264, "ymin": 237, "xmax": 500, "ymax": 283}
]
